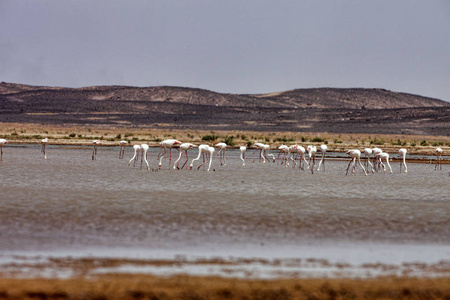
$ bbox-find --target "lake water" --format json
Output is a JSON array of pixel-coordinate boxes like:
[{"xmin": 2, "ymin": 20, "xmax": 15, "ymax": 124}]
[{"xmin": 0, "ymin": 144, "xmax": 449, "ymax": 278}]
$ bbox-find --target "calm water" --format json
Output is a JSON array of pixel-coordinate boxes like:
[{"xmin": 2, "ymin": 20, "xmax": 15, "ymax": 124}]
[{"xmin": 0, "ymin": 144, "xmax": 449, "ymax": 266}]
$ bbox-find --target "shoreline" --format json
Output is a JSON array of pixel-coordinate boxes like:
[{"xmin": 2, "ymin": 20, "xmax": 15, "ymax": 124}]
[{"xmin": 1, "ymin": 122, "xmax": 449, "ymax": 157}]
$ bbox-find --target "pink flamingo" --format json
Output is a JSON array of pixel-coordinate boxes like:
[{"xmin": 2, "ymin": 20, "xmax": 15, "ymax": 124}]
[
  {"xmin": 0, "ymin": 139, "xmax": 7, "ymax": 161},
  {"xmin": 295, "ymin": 146, "xmax": 309, "ymax": 170},
  {"xmin": 215, "ymin": 142, "xmax": 227, "ymax": 166},
  {"xmin": 289, "ymin": 145, "xmax": 299, "ymax": 167},
  {"xmin": 277, "ymin": 145, "xmax": 290, "ymax": 167},
  {"xmin": 307, "ymin": 145, "xmax": 317, "ymax": 173},
  {"xmin": 128, "ymin": 144, "xmax": 141, "ymax": 167},
  {"xmin": 41, "ymin": 138, "xmax": 48, "ymax": 159},
  {"xmin": 119, "ymin": 140, "xmax": 127, "ymax": 159},
  {"xmin": 435, "ymin": 147, "xmax": 443, "ymax": 170},
  {"xmin": 189, "ymin": 144, "xmax": 215, "ymax": 171},
  {"xmin": 92, "ymin": 140, "xmax": 100, "ymax": 160},
  {"xmin": 240, "ymin": 146, "xmax": 246, "ymax": 166},
  {"xmin": 363, "ymin": 148, "xmax": 374, "ymax": 173},
  {"xmin": 398, "ymin": 148, "xmax": 407, "ymax": 173},
  {"xmin": 262, "ymin": 144, "xmax": 276, "ymax": 163},
  {"xmin": 345, "ymin": 149, "xmax": 367, "ymax": 176},
  {"xmin": 158, "ymin": 139, "xmax": 181, "ymax": 169},
  {"xmin": 174, "ymin": 143, "xmax": 197, "ymax": 169},
  {"xmin": 376, "ymin": 152, "xmax": 393, "ymax": 174},
  {"xmin": 252, "ymin": 142, "xmax": 266, "ymax": 163},
  {"xmin": 317, "ymin": 144, "xmax": 327, "ymax": 172},
  {"xmin": 140, "ymin": 144, "xmax": 149, "ymax": 170},
  {"xmin": 371, "ymin": 147, "xmax": 383, "ymax": 172}
]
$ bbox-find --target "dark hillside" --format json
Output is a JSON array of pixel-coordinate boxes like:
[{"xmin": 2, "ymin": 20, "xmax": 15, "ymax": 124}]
[{"xmin": 1, "ymin": 82, "xmax": 449, "ymax": 136}]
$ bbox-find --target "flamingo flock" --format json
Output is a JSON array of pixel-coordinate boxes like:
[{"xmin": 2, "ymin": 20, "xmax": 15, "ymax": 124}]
[{"xmin": 0, "ymin": 138, "xmax": 446, "ymax": 174}]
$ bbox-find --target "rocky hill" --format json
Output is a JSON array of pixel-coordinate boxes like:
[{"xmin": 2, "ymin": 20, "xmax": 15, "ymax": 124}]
[{"xmin": 1, "ymin": 82, "xmax": 449, "ymax": 136}]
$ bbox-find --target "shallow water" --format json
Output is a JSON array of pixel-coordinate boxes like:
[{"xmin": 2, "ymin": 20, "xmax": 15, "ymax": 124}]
[{"xmin": 0, "ymin": 144, "xmax": 449, "ymax": 271}]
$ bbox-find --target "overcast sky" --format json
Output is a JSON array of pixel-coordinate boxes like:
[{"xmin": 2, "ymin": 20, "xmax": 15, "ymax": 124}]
[{"xmin": 1, "ymin": 1, "xmax": 449, "ymax": 101}]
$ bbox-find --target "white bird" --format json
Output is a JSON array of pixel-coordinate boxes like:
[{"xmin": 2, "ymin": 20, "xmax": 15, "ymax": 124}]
[
  {"xmin": 377, "ymin": 152, "xmax": 393, "ymax": 174},
  {"xmin": 190, "ymin": 144, "xmax": 215, "ymax": 171},
  {"xmin": 140, "ymin": 144, "xmax": 149, "ymax": 170},
  {"xmin": 174, "ymin": 143, "xmax": 197, "ymax": 169},
  {"xmin": 296, "ymin": 146, "xmax": 309, "ymax": 170},
  {"xmin": 215, "ymin": 142, "xmax": 227, "ymax": 166},
  {"xmin": 363, "ymin": 148, "xmax": 374, "ymax": 173},
  {"xmin": 128, "ymin": 144, "xmax": 141, "ymax": 167},
  {"xmin": 239, "ymin": 146, "xmax": 246, "ymax": 166},
  {"xmin": 92, "ymin": 140, "xmax": 100, "ymax": 160},
  {"xmin": 345, "ymin": 149, "xmax": 367, "ymax": 176},
  {"xmin": 398, "ymin": 148, "xmax": 407, "ymax": 173},
  {"xmin": 0, "ymin": 139, "xmax": 7, "ymax": 161},
  {"xmin": 119, "ymin": 140, "xmax": 127, "ymax": 159},
  {"xmin": 317, "ymin": 144, "xmax": 328, "ymax": 172},
  {"xmin": 307, "ymin": 145, "xmax": 317, "ymax": 173},
  {"xmin": 277, "ymin": 145, "xmax": 290, "ymax": 167},
  {"xmin": 41, "ymin": 138, "xmax": 48, "ymax": 159},
  {"xmin": 158, "ymin": 139, "xmax": 181, "ymax": 169},
  {"xmin": 435, "ymin": 147, "xmax": 443, "ymax": 171},
  {"xmin": 371, "ymin": 147, "xmax": 383, "ymax": 172}
]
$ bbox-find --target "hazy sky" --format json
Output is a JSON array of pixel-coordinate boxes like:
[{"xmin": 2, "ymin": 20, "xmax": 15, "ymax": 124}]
[{"xmin": 1, "ymin": 1, "xmax": 450, "ymax": 101}]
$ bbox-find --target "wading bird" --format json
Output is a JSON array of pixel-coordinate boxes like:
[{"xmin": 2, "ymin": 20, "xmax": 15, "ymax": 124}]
[
  {"xmin": 307, "ymin": 145, "xmax": 317, "ymax": 173},
  {"xmin": 377, "ymin": 152, "xmax": 393, "ymax": 174},
  {"xmin": 158, "ymin": 139, "xmax": 181, "ymax": 169},
  {"xmin": 128, "ymin": 145, "xmax": 141, "ymax": 167},
  {"xmin": 371, "ymin": 147, "xmax": 383, "ymax": 172},
  {"xmin": 240, "ymin": 146, "xmax": 246, "ymax": 166},
  {"xmin": 0, "ymin": 139, "xmax": 7, "ymax": 161},
  {"xmin": 173, "ymin": 143, "xmax": 196, "ymax": 169},
  {"xmin": 190, "ymin": 144, "xmax": 215, "ymax": 171},
  {"xmin": 363, "ymin": 148, "xmax": 374, "ymax": 173},
  {"xmin": 215, "ymin": 142, "xmax": 227, "ymax": 166},
  {"xmin": 119, "ymin": 140, "xmax": 127, "ymax": 159},
  {"xmin": 435, "ymin": 147, "xmax": 443, "ymax": 170},
  {"xmin": 140, "ymin": 144, "xmax": 149, "ymax": 170},
  {"xmin": 41, "ymin": 138, "xmax": 48, "ymax": 159},
  {"xmin": 92, "ymin": 140, "xmax": 100, "ymax": 160},
  {"xmin": 277, "ymin": 145, "xmax": 290, "ymax": 167},
  {"xmin": 398, "ymin": 148, "xmax": 407, "ymax": 173},
  {"xmin": 317, "ymin": 144, "xmax": 327, "ymax": 172},
  {"xmin": 345, "ymin": 149, "xmax": 367, "ymax": 176}
]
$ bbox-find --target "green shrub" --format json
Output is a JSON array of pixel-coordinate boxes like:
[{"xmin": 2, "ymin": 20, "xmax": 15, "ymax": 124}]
[{"xmin": 202, "ymin": 134, "xmax": 218, "ymax": 141}]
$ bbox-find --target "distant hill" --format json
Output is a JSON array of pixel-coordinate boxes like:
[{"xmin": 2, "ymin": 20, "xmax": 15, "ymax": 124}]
[{"xmin": 1, "ymin": 82, "xmax": 449, "ymax": 136}]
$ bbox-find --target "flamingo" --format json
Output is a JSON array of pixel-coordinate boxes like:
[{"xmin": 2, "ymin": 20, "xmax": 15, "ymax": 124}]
[
  {"xmin": 119, "ymin": 140, "xmax": 127, "ymax": 159},
  {"xmin": 92, "ymin": 140, "xmax": 100, "ymax": 160},
  {"xmin": 158, "ymin": 139, "xmax": 181, "ymax": 169},
  {"xmin": 173, "ymin": 143, "xmax": 197, "ymax": 169},
  {"xmin": 277, "ymin": 145, "xmax": 290, "ymax": 167},
  {"xmin": 215, "ymin": 142, "xmax": 227, "ymax": 166},
  {"xmin": 262, "ymin": 144, "xmax": 276, "ymax": 163},
  {"xmin": 435, "ymin": 147, "xmax": 443, "ymax": 170},
  {"xmin": 239, "ymin": 146, "xmax": 246, "ymax": 166},
  {"xmin": 41, "ymin": 138, "xmax": 48, "ymax": 159},
  {"xmin": 316, "ymin": 144, "xmax": 327, "ymax": 172},
  {"xmin": 307, "ymin": 145, "xmax": 317, "ymax": 173},
  {"xmin": 398, "ymin": 148, "xmax": 407, "ymax": 173},
  {"xmin": 296, "ymin": 146, "xmax": 309, "ymax": 170},
  {"xmin": 128, "ymin": 144, "xmax": 141, "ymax": 167},
  {"xmin": 252, "ymin": 142, "xmax": 266, "ymax": 163},
  {"xmin": 376, "ymin": 152, "xmax": 393, "ymax": 174},
  {"xmin": 345, "ymin": 149, "xmax": 367, "ymax": 176},
  {"xmin": 0, "ymin": 139, "xmax": 7, "ymax": 161},
  {"xmin": 189, "ymin": 144, "xmax": 215, "ymax": 171},
  {"xmin": 140, "ymin": 144, "xmax": 149, "ymax": 170},
  {"xmin": 289, "ymin": 145, "xmax": 299, "ymax": 167},
  {"xmin": 371, "ymin": 147, "xmax": 383, "ymax": 172},
  {"xmin": 363, "ymin": 148, "xmax": 374, "ymax": 173}
]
